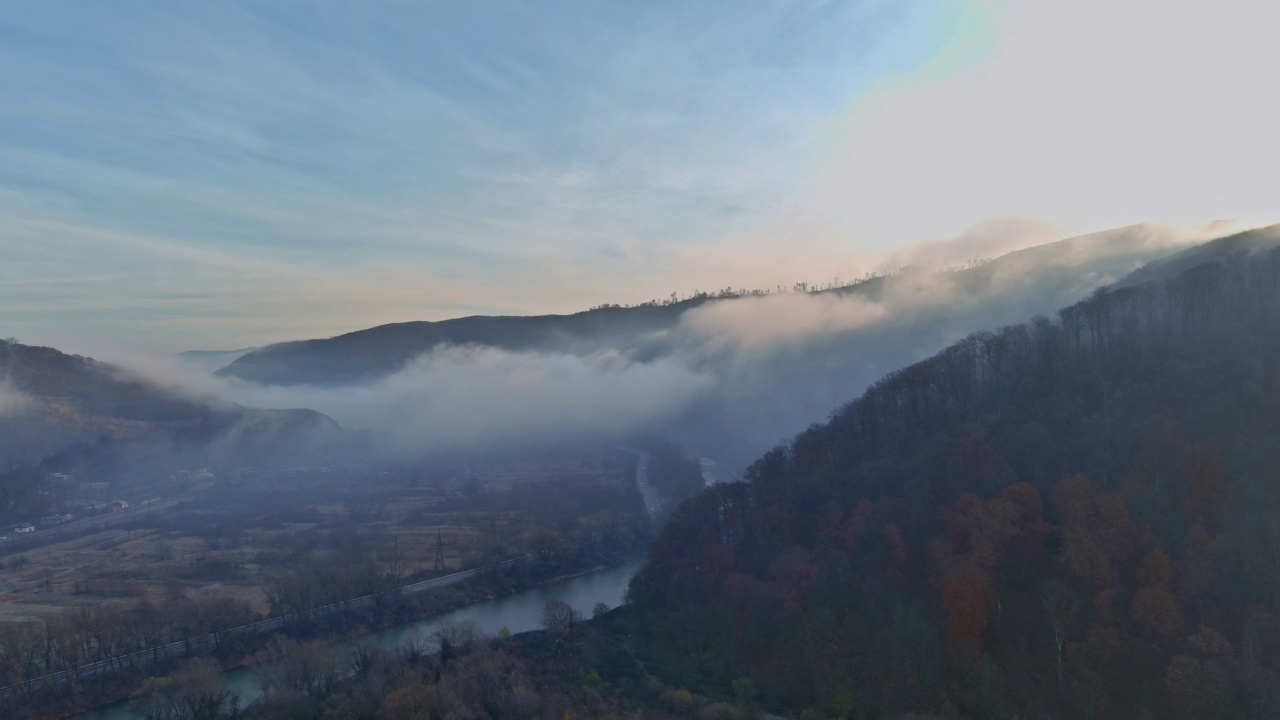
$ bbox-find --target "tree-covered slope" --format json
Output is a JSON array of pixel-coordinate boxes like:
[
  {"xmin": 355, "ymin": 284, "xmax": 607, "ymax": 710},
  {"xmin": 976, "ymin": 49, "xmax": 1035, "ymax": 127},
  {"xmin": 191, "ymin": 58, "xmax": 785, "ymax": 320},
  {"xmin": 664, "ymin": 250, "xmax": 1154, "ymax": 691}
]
[
  {"xmin": 212, "ymin": 225, "xmax": 1207, "ymax": 472},
  {"xmin": 0, "ymin": 340, "xmax": 343, "ymax": 475},
  {"xmin": 216, "ymin": 302, "xmax": 709, "ymax": 386},
  {"xmin": 624, "ymin": 231, "xmax": 1280, "ymax": 719},
  {"xmin": 215, "ymin": 224, "xmax": 1195, "ymax": 389}
]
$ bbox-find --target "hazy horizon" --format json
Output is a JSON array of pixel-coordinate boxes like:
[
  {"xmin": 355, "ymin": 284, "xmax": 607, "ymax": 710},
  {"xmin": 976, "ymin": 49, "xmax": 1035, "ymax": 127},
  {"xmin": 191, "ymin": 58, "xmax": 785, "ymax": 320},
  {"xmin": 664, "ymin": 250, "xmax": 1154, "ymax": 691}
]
[
  {"xmin": 7, "ymin": 5, "xmax": 1280, "ymax": 717},
  {"xmin": 3, "ymin": 1, "xmax": 1277, "ymax": 353}
]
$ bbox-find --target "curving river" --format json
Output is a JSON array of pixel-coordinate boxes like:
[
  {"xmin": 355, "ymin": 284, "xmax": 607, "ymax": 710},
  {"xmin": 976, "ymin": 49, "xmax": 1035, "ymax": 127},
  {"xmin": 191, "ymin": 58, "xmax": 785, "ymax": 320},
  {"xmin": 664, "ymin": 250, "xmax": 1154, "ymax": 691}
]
[{"xmin": 74, "ymin": 559, "xmax": 643, "ymax": 720}]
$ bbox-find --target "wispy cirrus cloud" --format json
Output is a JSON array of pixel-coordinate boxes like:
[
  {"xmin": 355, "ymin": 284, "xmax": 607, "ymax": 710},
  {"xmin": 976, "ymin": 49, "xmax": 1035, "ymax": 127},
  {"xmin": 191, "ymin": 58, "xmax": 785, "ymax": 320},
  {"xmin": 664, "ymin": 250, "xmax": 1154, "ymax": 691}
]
[
  {"xmin": 4, "ymin": 1, "xmax": 1274, "ymax": 353},
  {"xmin": 1, "ymin": 1, "xmax": 949, "ymax": 350}
]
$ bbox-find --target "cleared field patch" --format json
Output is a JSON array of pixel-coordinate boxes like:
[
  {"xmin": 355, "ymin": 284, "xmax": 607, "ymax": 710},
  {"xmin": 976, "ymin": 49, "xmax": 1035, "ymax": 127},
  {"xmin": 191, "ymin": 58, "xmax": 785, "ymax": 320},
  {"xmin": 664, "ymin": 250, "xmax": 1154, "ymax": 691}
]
[{"xmin": 0, "ymin": 448, "xmax": 645, "ymax": 630}]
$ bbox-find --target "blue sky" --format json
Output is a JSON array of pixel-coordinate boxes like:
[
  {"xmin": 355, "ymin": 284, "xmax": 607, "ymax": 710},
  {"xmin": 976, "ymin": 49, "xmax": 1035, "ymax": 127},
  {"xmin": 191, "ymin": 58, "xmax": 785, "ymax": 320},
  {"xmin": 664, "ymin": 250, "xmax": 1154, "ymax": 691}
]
[{"xmin": 2, "ymin": 1, "xmax": 1276, "ymax": 352}]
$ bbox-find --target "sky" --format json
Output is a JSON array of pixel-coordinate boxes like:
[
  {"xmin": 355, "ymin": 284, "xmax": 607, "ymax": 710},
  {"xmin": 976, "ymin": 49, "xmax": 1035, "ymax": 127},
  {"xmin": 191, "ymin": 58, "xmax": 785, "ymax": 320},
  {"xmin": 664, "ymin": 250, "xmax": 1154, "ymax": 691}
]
[{"xmin": 1, "ymin": 0, "xmax": 1277, "ymax": 353}]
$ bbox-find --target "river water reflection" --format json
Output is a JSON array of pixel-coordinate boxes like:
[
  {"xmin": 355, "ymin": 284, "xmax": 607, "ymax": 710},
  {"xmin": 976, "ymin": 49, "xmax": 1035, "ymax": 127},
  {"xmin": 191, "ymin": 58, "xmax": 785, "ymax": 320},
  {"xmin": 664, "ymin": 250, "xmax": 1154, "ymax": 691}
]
[{"xmin": 75, "ymin": 559, "xmax": 643, "ymax": 720}]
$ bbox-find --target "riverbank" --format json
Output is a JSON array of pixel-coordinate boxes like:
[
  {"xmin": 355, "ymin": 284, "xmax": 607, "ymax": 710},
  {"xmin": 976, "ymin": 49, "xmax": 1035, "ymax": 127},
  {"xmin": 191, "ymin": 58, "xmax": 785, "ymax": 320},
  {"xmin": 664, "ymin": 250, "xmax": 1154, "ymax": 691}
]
[
  {"xmin": 209, "ymin": 559, "xmax": 761, "ymax": 720},
  {"xmin": 19, "ymin": 554, "xmax": 645, "ymax": 720}
]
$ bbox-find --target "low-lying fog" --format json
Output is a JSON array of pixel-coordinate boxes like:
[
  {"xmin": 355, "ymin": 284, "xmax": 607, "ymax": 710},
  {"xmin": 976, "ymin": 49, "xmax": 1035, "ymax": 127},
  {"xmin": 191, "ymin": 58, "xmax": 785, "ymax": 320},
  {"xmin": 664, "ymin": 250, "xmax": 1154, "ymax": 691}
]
[{"xmin": 101, "ymin": 222, "xmax": 1216, "ymax": 475}]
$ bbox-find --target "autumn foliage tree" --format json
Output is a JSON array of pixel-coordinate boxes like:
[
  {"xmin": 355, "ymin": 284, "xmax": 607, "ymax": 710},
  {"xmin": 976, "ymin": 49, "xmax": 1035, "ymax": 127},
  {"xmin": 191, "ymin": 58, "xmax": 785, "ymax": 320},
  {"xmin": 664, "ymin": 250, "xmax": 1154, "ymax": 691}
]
[{"xmin": 624, "ymin": 238, "xmax": 1280, "ymax": 718}]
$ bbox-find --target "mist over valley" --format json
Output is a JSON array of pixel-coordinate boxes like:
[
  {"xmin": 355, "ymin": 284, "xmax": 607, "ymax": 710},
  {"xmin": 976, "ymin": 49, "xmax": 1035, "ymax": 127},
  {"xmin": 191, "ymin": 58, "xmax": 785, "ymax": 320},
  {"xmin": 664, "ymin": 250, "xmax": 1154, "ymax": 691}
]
[
  {"xmin": 5, "ymin": 1, "xmax": 1280, "ymax": 717},
  {"xmin": 169, "ymin": 223, "xmax": 1214, "ymax": 471}
]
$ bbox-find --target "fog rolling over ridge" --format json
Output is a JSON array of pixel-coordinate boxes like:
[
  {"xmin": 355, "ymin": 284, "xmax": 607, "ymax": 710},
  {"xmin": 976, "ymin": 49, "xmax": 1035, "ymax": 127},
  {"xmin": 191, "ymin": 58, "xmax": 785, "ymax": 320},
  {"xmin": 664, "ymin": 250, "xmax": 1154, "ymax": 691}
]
[
  {"xmin": 191, "ymin": 223, "xmax": 1227, "ymax": 471},
  {"xmin": 0, "ymin": 340, "xmax": 348, "ymax": 476}
]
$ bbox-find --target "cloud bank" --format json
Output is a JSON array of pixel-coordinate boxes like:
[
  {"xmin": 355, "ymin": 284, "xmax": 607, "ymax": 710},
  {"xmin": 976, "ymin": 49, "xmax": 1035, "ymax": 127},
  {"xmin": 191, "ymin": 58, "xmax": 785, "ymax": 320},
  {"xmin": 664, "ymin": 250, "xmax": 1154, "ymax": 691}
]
[
  {"xmin": 674, "ymin": 291, "xmax": 890, "ymax": 356},
  {"xmin": 100, "ymin": 224, "xmax": 1205, "ymax": 470}
]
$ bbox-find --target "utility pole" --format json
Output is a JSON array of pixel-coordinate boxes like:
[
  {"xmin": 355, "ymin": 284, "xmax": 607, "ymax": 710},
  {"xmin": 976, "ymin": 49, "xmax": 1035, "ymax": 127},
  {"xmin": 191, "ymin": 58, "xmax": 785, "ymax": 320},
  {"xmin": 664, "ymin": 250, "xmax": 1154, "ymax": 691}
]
[
  {"xmin": 434, "ymin": 531, "xmax": 447, "ymax": 572},
  {"xmin": 389, "ymin": 536, "xmax": 404, "ymax": 598}
]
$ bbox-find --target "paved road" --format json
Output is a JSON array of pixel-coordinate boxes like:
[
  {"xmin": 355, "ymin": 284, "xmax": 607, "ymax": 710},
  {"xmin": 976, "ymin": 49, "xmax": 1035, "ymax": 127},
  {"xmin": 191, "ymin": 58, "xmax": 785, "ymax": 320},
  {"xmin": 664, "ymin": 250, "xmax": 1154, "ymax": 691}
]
[
  {"xmin": 0, "ymin": 557, "xmax": 525, "ymax": 700},
  {"xmin": 618, "ymin": 447, "xmax": 662, "ymax": 515},
  {"xmin": 3, "ymin": 497, "xmax": 184, "ymax": 550}
]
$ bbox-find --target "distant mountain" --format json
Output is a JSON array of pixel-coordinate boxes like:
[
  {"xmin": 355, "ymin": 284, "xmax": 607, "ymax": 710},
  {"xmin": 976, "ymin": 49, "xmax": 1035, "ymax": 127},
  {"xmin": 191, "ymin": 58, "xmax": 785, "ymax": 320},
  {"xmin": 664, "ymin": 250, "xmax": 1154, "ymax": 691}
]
[
  {"xmin": 216, "ymin": 303, "xmax": 711, "ymax": 386},
  {"xmin": 1116, "ymin": 222, "xmax": 1280, "ymax": 288},
  {"xmin": 176, "ymin": 347, "xmax": 257, "ymax": 374},
  {"xmin": 216, "ymin": 224, "xmax": 1197, "ymax": 388},
  {"xmin": 0, "ymin": 340, "xmax": 342, "ymax": 472},
  {"xmin": 211, "ymin": 224, "xmax": 1215, "ymax": 469}
]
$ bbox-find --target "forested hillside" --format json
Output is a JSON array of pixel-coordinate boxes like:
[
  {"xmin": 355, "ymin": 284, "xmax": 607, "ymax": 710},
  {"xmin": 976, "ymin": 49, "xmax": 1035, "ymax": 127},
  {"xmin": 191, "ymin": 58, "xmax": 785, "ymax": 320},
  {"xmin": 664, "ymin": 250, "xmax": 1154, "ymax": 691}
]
[
  {"xmin": 213, "ymin": 225, "xmax": 1201, "ymax": 471},
  {"xmin": 0, "ymin": 341, "xmax": 346, "ymax": 520},
  {"xmin": 218, "ymin": 225, "xmax": 1188, "ymax": 390},
  {"xmin": 625, "ymin": 235, "xmax": 1280, "ymax": 718}
]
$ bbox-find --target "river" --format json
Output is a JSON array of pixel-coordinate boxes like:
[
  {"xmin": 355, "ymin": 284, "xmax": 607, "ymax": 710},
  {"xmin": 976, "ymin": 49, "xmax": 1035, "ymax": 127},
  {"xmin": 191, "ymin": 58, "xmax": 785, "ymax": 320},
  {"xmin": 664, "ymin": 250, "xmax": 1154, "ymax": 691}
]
[{"xmin": 74, "ymin": 558, "xmax": 644, "ymax": 720}]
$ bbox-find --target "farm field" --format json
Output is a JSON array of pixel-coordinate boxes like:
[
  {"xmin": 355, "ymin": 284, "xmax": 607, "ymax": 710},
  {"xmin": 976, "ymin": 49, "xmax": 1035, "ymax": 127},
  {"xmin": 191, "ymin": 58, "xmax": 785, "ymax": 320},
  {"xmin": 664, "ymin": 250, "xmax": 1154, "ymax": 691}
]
[{"xmin": 0, "ymin": 448, "xmax": 646, "ymax": 629}]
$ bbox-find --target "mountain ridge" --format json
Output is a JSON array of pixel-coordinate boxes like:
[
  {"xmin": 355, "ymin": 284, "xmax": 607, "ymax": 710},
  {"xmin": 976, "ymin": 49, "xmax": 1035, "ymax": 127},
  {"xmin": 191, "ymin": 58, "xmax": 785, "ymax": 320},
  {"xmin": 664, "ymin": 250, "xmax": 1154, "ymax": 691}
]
[
  {"xmin": 1115, "ymin": 222, "xmax": 1280, "ymax": 288},
  {"xmin": 0, "ymin": 339, "xmax": 342, "ymax": 472},
  {"xmin": 216, "ymin": 223, "xmax": 1202, "ymax": 388},
  {"xmin": 621, "ymin": 226, "xmax": 1280, "ymax": 718}
]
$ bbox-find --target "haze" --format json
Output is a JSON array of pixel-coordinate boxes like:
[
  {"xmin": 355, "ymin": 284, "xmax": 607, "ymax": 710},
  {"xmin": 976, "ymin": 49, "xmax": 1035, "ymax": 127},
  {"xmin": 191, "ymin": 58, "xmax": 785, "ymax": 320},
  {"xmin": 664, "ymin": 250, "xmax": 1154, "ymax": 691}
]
[{"xmin": 6, "ymin": 5, "xmax": 1280, "ymax": 717}]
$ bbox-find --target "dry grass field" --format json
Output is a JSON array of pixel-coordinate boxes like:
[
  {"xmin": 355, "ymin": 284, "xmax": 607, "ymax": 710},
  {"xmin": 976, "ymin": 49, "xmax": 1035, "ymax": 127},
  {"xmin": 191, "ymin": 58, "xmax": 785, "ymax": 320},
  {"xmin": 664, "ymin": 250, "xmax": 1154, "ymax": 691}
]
[{"xmin": 0, "ymin": 448, "xmax": 643, "ymax": 629}]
